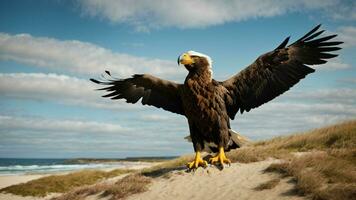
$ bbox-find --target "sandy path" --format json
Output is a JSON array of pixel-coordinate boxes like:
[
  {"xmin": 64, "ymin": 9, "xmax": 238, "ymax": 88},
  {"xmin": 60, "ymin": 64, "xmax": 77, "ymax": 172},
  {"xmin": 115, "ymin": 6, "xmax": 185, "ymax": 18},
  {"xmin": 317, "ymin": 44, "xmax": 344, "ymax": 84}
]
[{"xmin": 127, "ymin": 159, "xmax": 306, "ymax": 200}]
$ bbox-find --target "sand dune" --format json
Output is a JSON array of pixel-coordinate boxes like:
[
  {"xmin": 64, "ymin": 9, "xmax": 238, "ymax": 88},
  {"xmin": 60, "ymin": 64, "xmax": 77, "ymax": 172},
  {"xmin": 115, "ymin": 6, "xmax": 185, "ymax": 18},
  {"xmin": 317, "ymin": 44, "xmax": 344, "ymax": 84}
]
[
  {"xmin": 126, "ymin": 159, "xmax": 305, "ymax": 200},
  {"xmin": 0, "ymin": 159, "xmax": 306, "ymax": 200}
]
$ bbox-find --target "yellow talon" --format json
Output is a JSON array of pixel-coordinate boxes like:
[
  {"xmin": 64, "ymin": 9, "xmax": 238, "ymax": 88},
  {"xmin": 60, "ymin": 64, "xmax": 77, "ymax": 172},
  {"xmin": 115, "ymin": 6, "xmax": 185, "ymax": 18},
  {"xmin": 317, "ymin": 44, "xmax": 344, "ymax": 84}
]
[
  {"xmin": 186, "ymin": 151, "xmax": 207, "ymax": 170},
  {"xmin": 209, "ymin": 147, "xmax": 231, "ymax": 167}
]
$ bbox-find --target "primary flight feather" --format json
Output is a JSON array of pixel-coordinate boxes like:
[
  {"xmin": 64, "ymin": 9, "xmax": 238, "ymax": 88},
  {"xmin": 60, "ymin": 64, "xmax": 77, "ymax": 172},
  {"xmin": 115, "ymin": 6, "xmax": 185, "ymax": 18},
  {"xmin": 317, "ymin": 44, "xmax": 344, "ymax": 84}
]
[{"xmin": 91, "ymin": 25, "xmax": 342, "ymax": 169}]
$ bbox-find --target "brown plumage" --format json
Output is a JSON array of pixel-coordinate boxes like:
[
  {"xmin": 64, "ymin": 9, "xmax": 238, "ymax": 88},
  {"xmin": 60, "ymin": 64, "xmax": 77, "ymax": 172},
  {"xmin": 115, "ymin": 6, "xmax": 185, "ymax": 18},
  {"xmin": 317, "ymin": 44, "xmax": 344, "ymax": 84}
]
[{"xmin": 91, "ymin": 25, "xmax": 342, "ymax": 169}]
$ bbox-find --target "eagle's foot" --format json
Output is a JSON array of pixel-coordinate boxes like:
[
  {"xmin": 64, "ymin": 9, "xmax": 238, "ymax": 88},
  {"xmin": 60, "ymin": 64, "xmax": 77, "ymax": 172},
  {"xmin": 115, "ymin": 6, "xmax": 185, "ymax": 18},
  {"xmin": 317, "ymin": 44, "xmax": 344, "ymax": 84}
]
[
  {"xmin": 186, "ymin": 151, "xmax": 207, "ymax": 170},
  {"xmin": 209, "ymin": 147, "xmax": 231, "ymax": 167}
]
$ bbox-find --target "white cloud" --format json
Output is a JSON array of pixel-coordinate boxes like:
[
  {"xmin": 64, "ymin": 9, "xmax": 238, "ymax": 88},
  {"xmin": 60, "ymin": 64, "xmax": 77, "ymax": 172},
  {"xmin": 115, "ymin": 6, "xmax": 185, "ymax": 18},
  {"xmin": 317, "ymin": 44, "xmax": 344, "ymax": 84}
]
[
  {"xmin": 313, "ymin": 58, "xmax": 352, "ymax": 71},
  {"xmin": 285, "ymin": 88, "xmax": 356, "ymax": 104},
  {"xmin": 0, "ymin": 73, "xmax": 141, "ymax": 110},
  {"xmin": 139, "ymin": 114, "xmax": 171, "ymax": 122},
  {"xmin": 0, "ymin": 115, "xmax": 128, "ymax": 134},
  {"xmin": 232, "ymin": 101, "xmax": 356, "ymax": 140},
  {"xmin": 337, "ymin": 26, "xmax": 356, "ymax": 48},
  {"xmin": 231, "ymin": 87, "xmax": 356, "ymax": 139},
  {"xmin": 338, "ymin": 77, "xmax": 356, "ymax": 84},
  {"xmin": 0, "ymin": 33, "xmax": 186, "ymax": 79},
  {"xmin": 0, "ymin": 114, "xmax": 191, "ymax": 158},
  {"xmin": 78, "ymin": 0, "xmax": 338, "ymax": 30},
  {"xmin": 327, "ymin": 1, "xmax": 356, "ymax": 21}
]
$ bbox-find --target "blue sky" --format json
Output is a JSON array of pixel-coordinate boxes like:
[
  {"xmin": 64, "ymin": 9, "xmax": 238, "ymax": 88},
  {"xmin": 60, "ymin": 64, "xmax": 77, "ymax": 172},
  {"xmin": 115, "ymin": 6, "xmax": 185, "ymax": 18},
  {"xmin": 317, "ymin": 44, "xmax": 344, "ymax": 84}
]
[{"xmin": 0, "ymin": 0, "xmax": 355, "ymax": 158}]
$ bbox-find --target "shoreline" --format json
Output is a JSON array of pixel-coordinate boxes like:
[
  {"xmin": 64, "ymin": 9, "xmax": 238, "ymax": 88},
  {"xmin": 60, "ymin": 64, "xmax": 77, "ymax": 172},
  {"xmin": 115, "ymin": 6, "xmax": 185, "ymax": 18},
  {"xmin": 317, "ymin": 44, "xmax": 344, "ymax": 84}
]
[
  {"xmin": 0, "ymin": 161, "xmax": 158, "ymax": 177},
  {"xmin": 0, "ymin": 161, "xmax": 159, "ymax": 190}
]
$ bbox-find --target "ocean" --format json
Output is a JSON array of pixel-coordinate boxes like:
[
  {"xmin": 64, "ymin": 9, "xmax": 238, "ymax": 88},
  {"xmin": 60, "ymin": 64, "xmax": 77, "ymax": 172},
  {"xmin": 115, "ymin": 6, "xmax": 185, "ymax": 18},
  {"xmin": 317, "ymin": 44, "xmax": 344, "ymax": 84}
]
[{"xmin": 0, "ymin": 158, "xmax": 145, "ymax": 175}]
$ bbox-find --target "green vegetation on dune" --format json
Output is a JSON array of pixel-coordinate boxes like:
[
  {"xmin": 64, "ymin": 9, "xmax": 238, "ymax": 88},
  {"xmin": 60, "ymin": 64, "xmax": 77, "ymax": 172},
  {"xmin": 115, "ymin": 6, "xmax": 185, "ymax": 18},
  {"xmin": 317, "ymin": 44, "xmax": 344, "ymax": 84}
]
[{"xmin": 0, "ymin": 169, "xmax": 135, "ymax": 197}]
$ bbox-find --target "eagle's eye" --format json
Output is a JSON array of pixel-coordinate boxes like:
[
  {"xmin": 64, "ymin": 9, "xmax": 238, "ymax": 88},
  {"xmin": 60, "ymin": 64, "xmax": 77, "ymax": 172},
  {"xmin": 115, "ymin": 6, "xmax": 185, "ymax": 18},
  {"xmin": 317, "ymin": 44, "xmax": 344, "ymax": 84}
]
[{"xmin": 190, "ymin": 55, "xmax": 199, "ymax": 62}]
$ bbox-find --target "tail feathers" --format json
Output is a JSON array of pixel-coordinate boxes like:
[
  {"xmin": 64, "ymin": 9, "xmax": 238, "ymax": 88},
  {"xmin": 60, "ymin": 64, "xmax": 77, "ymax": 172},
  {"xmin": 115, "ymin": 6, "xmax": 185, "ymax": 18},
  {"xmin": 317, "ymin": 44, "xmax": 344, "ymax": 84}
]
[
  {"xmin": 184, "ymin": 129, "xmax": 251, "ymax": 153},
  {"xmin": 184, "ymin": 135, "xmax": 192, "ymax": 142},
  {"xmin": 228, "ymin": 129, "xmax": 251, "ymax": 148}
]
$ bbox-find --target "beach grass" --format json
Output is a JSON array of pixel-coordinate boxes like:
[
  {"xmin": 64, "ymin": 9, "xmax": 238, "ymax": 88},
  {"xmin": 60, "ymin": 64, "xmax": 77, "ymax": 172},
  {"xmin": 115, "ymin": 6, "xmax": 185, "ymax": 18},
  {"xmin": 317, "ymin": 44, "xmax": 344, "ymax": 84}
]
[
  {"xmin": 264, "ymin": 150, "xmax": 356, "ymax": 200},
  {"xmin": 51, "ymin": 174, "xmax": 151, "ymax": 200},
  {"xmin": 227, "ymin": 120, "xmax": 356, "ymax": 163},
  {"xmin": 0, "ymin": 168, "xmax": 135, "ymax": 197},
  {"xmin": 140, "ymin": 155, "xmax": 194, "ymax": 177},
  {"xmin": 253, "ymin": 120, "xmax": 356, "ymax": 200},
  {"xmin": 254, "ymin": 178, "xmax": 281, "ymax": 191}
]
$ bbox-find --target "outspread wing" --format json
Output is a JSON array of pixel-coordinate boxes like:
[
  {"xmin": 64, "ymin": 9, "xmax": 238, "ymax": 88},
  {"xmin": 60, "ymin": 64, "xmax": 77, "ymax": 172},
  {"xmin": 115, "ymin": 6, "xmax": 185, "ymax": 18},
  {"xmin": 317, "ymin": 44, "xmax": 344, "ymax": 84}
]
[
  {"xmin": 90, "ymin": 72, "xmax": 185, "ymax": 115},
  {"xmin": 222, "ymin": 24, "xmax": 343, "ymax": 119}
]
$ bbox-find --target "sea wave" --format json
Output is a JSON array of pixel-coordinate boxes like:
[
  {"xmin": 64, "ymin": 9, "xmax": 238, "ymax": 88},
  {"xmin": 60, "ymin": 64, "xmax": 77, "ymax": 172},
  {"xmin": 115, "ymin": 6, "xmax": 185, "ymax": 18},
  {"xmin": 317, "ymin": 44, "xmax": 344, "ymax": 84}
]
[{"xmin": 0, "ymin": 162, "xmax": 140, "ymax": 175}]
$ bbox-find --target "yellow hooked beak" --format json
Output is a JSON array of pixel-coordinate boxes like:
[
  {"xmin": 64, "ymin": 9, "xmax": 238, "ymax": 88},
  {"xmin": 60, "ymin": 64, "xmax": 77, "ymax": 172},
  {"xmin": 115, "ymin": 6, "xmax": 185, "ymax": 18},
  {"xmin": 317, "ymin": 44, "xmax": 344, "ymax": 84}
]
[{"xmin": 178, "ymin": 53, "xmax": 194, "ymax": 65}]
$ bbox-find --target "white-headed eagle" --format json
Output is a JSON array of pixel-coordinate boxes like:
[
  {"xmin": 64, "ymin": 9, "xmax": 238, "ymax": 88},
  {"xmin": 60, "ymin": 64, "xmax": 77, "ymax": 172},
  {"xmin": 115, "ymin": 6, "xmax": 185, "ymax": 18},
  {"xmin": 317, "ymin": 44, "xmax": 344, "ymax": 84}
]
[{"xmin": 91, "ymin": 25, "xmax": 342, "ymax": 170}]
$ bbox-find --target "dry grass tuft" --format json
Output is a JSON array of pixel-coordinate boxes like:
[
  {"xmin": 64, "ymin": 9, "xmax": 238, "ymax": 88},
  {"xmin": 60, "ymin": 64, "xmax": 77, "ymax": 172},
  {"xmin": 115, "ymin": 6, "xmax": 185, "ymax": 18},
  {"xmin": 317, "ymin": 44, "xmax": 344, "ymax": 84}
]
[
  {"xmin": 265, "ymin": 151, "xmax": 356, "ymax": 200},
  {"xmin": 50, "ymin": 182, "xmax": 109, "ymax": 200},
  {"xmin": 227, "ymin": 145, "xmax": 290, "ymax": 163},
  {"xmin": 141, "ymin": 155, "xmax": 194, "ymax": 177},
  {"xmin": 255, "ymin": 178, "xmax": 281, "ymax": 191},
  {"xmin": 103, "ymin": 174, "xmax": 151, "ymax": 199},
  {"xmin": 264, "ymin": 162, "xmax": 290, "ymax": 175},
  {"xmin": 52, "ymin": 174, "xmax": 151, "ymax": 200},
  {"xmin": 0, "ymin": 169, "xmax": 134, "ymax": 197}
]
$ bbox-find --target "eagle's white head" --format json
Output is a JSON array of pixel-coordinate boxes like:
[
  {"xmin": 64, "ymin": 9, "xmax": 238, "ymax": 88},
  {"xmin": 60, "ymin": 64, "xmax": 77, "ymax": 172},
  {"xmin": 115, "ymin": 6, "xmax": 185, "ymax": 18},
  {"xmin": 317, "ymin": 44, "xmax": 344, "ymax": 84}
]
[{"xmin": 178, "ymin": 50, "xmax": 213, "ymax": 77}]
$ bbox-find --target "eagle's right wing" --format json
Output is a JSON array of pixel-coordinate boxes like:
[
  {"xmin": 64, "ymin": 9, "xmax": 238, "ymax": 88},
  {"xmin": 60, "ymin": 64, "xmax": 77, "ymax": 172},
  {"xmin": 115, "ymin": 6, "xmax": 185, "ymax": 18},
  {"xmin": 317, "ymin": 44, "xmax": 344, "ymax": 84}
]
[
  {"xmin": 91, "ymin": 72, "xmax": 185, "ymax": 115},
  {"xmin": 221, "ymin": 24, "xmax": 343, "ymax": 119}
]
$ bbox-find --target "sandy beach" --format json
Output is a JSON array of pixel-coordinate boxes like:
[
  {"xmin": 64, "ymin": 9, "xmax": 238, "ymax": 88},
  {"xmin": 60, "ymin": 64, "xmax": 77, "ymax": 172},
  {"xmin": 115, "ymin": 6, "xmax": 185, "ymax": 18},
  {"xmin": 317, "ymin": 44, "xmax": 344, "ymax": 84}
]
[
  {"xmin": 0, "ymin": 193, "xmax": 58, "ymax": 200},
  {"xmin": 0, "ymin": 174, "xmax": 46, "ymax": 190}
]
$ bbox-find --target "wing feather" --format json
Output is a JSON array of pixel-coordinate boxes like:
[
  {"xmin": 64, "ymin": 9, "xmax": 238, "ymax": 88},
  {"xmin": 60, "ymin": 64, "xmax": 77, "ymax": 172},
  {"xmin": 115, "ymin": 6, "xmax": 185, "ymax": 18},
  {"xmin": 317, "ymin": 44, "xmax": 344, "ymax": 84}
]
[
  {"xmin": 90, "ymin": 73, "xmax": 185, "ymax": 115},
  {"xmin": 222, "ymin": 25, "xmax": 343, "ymax": 119}
]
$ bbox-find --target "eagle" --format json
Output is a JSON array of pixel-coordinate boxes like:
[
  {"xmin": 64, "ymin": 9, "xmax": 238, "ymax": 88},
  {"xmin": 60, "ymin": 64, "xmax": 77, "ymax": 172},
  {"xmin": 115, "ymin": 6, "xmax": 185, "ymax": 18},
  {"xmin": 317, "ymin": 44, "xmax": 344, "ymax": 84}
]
[{"xmin": 91, "ymin": 25, "xmax": 342, "ymax": 170}]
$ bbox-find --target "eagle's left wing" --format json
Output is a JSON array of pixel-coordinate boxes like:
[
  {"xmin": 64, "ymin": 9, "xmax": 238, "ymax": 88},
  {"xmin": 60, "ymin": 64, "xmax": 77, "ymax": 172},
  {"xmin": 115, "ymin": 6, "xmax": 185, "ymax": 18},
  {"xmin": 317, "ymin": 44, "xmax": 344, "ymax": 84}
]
[
  {"xmin": 91, "ymin": 72, "xmax": 185, "ymax": 115},
  {"xmin": 221, "ymin": 24, "xmax": 343, "ymax": 119}
]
